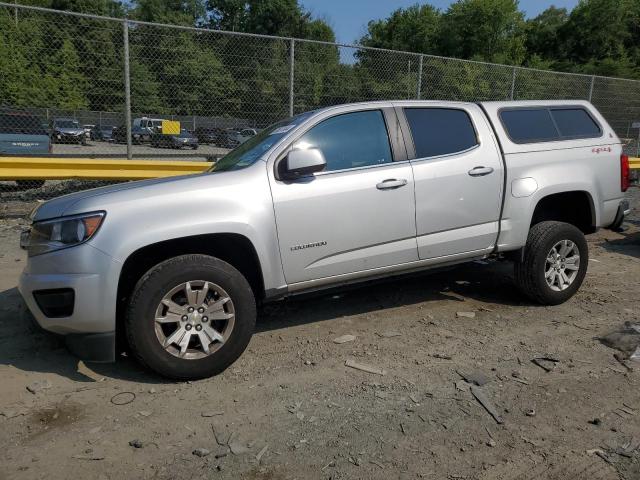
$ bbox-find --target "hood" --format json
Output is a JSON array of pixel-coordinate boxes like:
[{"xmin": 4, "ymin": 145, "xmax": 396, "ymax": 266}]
[
  {"xmin": 32, "ymin": 174, "xmax": 205, "ymax": 221},
  {"xmin": 31, "ymin": 161, "xmax": 264, "ymax": 221}
]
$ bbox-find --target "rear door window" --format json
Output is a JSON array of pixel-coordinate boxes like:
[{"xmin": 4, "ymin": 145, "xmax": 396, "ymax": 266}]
[
  {"xmin": 403, "ymin": 108, "xmax": 478, "ymax": 158},
  {"xmin": 550, "ymin": 108, "xmax": 601, "ymax": 138}
]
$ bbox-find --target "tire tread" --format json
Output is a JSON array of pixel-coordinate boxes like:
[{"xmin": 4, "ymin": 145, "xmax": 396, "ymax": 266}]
[
  {"xmin": 124, "ymin": 254, "xmax": 256, "ymax": 379},
  {"xmin": 514, "ymin": 221, "xmax": 587, "ymax": 305}
]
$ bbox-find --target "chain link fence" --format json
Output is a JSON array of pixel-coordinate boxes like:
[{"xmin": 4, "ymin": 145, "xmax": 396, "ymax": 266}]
[{"xmin": 1, "ymin": 1, "xmax": 639, "ymax": 202}]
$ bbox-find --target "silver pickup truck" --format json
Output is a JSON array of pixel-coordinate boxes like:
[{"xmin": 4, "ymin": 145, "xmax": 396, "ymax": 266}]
[{"xmin": 19, "ymin": 100, "xmax": 631, "ymax": 379}]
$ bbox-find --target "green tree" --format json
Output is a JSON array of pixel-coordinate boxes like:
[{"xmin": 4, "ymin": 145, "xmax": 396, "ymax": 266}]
[
  {"xmin": 45, "ymin": 37, "xmax": 89, "ymax": 109},
  {"xmin": 524, "ymin": 6, "xmax": 568, "ymax": 63},
  {"xmin": 359, "ymin": 4, "xmax": 441, "ymax": 55},
  {"xmin": 132, "ymin": 0, "xmax": 206, "ymax": 25},
  {"xmin": 555, "ymin": 0, "xmax": 638, "ymax": 78},
  {"xmin": 439, "ymin": 0, "xmax": 526, "ymax": 65},
  {"xmin": 207, "ymin": 0, "xmax": 334, "ymax": 40},
  {"xmin": 0, "ymin": 10, "xmax": 50, "ymax": 107}
]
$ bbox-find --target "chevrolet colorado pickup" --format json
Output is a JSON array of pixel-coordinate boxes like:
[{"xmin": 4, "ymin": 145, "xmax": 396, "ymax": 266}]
[{"xmin": 18, "ymin": 100, "xmax": 631, "ymax": 379}]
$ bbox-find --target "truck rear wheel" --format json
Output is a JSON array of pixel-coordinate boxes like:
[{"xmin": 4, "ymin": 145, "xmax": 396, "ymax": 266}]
[
  {"xmin": 125, "ymin": 254, "xmax": 256, "ymax": 380},
  {"xmin": 514, "ymin": 221, "xmax": 588, "ymax": 305}
]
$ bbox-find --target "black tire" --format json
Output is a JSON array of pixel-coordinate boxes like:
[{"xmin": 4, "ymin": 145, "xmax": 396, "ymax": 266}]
[
  {"xmin": 125, "ymin": 254, "xmax": 256, "ymax": 380},
  {"xmin": 514, "ymin": 221, "xmax": 588, "ymax": 305}
]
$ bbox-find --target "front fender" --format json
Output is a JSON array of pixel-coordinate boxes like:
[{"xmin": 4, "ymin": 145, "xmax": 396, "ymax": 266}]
[{"xmin": 73, "ymin": 163, "xmax": 286, "ymax": 293}]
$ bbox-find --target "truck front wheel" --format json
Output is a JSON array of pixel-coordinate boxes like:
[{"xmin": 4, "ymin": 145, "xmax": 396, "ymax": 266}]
[
  {"xmin": 125, "ymin": 254, "xmax": 256, "ymax": 379},
  {"xmin": 514, "ymin": 221, "xmax": 588, "ymax": 305}
]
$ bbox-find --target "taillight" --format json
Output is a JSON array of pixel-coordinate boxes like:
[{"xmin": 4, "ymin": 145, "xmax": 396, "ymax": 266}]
[{"xmin": 621, "ymin": 154, "xmax": 630, "ymax": 192}]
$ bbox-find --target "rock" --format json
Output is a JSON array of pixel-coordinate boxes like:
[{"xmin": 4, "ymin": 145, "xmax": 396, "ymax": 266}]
[
  {"xmin": 457, "ymin": 370, "xmax": 491, "ymax": 386},
  {"xmin": 432, "ymin": 353, "xmax": 452, "ymax": 360},
  {"xmin": 192, "ymin": 448, "xmax": 210, "ymax": 457},
  {"xmin": 376, "ymin": 330, "xmax": 402, "ymax": 338},
  {"xmin": 345, "ymin": 359, "xmax": 386, "ymax": 376},
  {"xmin": 229, "ymin": 440, "xmax": 250, "ymax": 455},
  {"xmin": 1, "ymin": 407, "xmax": 27, "ymax": 418},
  {"xmin": 455, "ymin": 380, "xmax": 468, "ymax": 392},
  {"xmin": 128, "ymin": 439, "xmax": 143, "ymax": 449},
  {"xmin": 148, "ymin": 388, "xmax": 156, "ymax": 394},
  {"xmin": 531, "ymin": 356, "xmax": 560, "ymax": 372},
  {"xmin": 255, "ymin": 444, "xmax": 269, "ymax": 462},
  {"xmin": 487, "ymin": 439, "xmax": 497, "ymax": 447},
  {"xmin": 456, "ymin": 311, "xmax": 476, "ymax": 319},
  {"xmin": 333, "ymin": 334, "xmax": 356, "ymax": 344},
  {"xmin": 525, "ymin": 409, "xmax": 536, "ymax": 417},
  {"xmin": 588, "ymin": 418, "xmax": 602, "ymax": 426},
  {"xmin": 138, "ymin": 411, "xmax": 152, "ymax": 417},
  {"xmin": 26, "ymin": 380, "xmax": 52, "ymax": 394},
  {"xmin": 213, "ymin": 445, "xmax": 230, "ymax": 458},
  {"xmin": 201, "ymin": 411, "xmax": 224, "ymax": 417},
  {"xmin": 470, "ymin": 385, "xmax": 503, "ymax": 424}
]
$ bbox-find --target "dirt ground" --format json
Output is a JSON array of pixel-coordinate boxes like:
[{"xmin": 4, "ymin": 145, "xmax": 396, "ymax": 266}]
[{"xmin": 0, "ymin": 188, "xmax": 639, "ymax": 480}]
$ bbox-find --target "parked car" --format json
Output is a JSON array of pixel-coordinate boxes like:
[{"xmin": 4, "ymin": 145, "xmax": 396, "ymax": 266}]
[
  {"xmin": 0, "ymin": 109, "xmax": 50, "ymax": 188},
  {"xmin": 219, "ymin": 128, "xmax": 240, "ymax": 148},
  {"xmin": 229, "ymin": 127, "xmax": 258, "ymax": 145},
  {"xmin": 194, "ymin": 127, "xmax": 224, "ymax": 145},
  {"xmin": 90, "ymin": 125, "xmax": 116, "ymax": 141},
  {"xmin": 19, "ymin": 100, "xmax": 630, "ymax": 379},
  {"xmin": 151, "ymin": 129, "xmax": 199, "ymax": 149},
  {"xmin": 82, "ymin": 124, "xmax": 95, "ymax": 139},
  {"xmin": 51, "ymin": 118, "xmax": 86, "ymax": 145},
  {"xmin": 132, "ymin": 117, "xmax": 164, "ymax": 143},
  {"xmin": 113, "ymin": 118, "xmax": 167, "ymax": 144}
]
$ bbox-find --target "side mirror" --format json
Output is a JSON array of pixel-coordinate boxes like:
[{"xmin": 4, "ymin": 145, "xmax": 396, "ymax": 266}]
[{"xmin": 281, "ymin": 148, "xmax": 326, "ymax": 180}]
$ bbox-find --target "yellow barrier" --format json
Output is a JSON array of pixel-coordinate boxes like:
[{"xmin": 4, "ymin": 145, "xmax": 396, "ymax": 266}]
[
  {"xmin": 0, "ymin": 157, "xmax": 210, "ymax": 180},
  {"xmin": 0, "ymin": 156, "xmax": 638, "ymax": 182}
]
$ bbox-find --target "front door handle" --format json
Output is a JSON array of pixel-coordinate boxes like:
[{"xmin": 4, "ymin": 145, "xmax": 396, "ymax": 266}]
[
  {"xmin": 376, "ymin": 178, "xmax": 408, "ymax": 190},
  {"xmin": 468, "ymin": 166, "xmax": 494, "ymax": 177}
]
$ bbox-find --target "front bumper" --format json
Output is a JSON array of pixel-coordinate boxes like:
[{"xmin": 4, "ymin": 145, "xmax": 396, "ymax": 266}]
[
  {"xmin": 54, "ymin": 132, "xmax": 84, "ymax": 142},
  {"xmin": 18, "ymin": 242, "xmax": 121, "ymax": 362}
]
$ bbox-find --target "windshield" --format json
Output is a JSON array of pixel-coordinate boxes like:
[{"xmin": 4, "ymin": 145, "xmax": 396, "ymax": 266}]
[
  {"xmin": 56, "ymin": 120, "xmax": 79, "ymax": 128},
  {"xmin": 211, "ymin": 112, "xmax": 314, "ymax": 172}
]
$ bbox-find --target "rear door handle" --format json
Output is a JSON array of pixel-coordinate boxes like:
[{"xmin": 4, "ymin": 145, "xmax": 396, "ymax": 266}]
[
  {"xmin": 376, "ymin": 178, "xmax": 408, "ymax": 190},
  {"xmin": 468, "ymin": 166, "xmax": 494, "ymax": 177}
]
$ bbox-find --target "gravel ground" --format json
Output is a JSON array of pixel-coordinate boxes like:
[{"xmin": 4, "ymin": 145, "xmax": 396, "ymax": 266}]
[{"xmin": 0, "ymin": 188, "xmax": 638, "ymax": 480}]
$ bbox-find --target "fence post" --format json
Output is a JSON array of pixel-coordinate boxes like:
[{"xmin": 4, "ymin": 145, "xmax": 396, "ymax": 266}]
[
  {"xmin": 289, "ymin": 38, "xmax": 295, "ymax": 118},
  {"xmin": 417, "ymin": 55, "xmax": 423, "ymax": 99},
  {"xmin": 123, "ymin": 19, "xmax": 133, "ymax": 160},
  {"xmin": 510, "ymin": 67, "xmax": 517, "ymax": 100},
  {"xmin": 588, "ymin": 75, "xmax": 595, "ymax": 102}
]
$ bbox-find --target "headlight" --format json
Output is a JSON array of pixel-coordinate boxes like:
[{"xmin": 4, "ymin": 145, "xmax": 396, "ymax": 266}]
[{"xmin": 21, "ymin": 212, "xmax": 105, "ymax": 256}]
